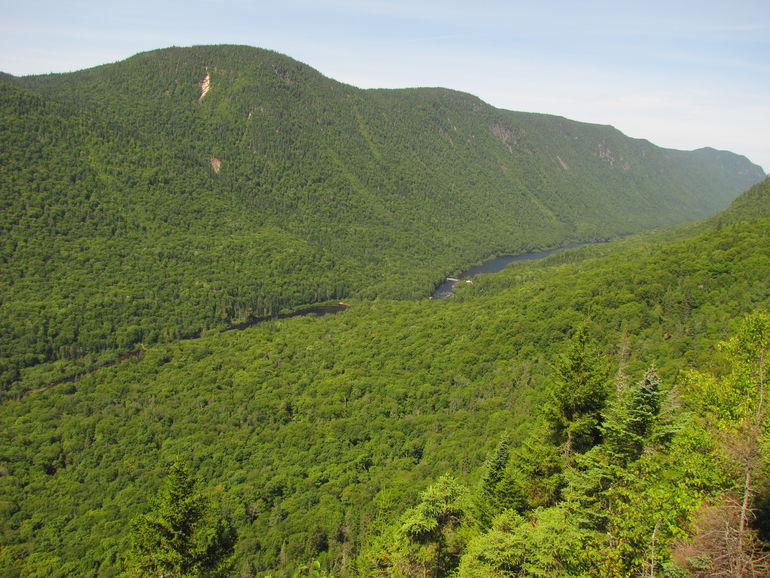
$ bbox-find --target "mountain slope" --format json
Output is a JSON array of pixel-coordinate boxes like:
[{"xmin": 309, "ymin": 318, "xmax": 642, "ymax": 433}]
[
  {"xmin": 714, "ymin": 176, "xmax": 770, "ymax": 224},
  {"xmin": 1, "ymin": 179, "xmax": 769, "ymax": 576},
  {"xmin": 0, "ymin": 45, "xmax": 765, "ymax": 391},
  {"xmin": 366, "ymin": 177, "xmax": 770, "ymax": 576}
]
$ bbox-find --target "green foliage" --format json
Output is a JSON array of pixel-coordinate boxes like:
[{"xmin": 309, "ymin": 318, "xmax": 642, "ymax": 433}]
[
  {"xmin": 471, "ymin": 433, "xmax": 524, "ymax": 529},
  {"xmin": 1, "ymin": 172, "xmax": 770, "ymax": 574},
  {"xmin": 371, "ymin": 474, "xmax": 467, "ymax": 577},
  {"xmin": 0, "ymin": 47, "xmax": 764, "ymax": 396},
  {"xmin": 508, "ymin": 434, "xmax": 565, "ymax": 510},
  {"xmin": 452, "ymin": 311, "xmax": 770, "ymax": 577},
  {"xmin": 542, "ymin": 326, "xmax": 612, "ymax": 455},
  {"xmin": 714, "ymin": 176, "xmax": 770, "ymax": 225},
  {"xmin": 602, "ymin": 366, "xmax": 668, "ymax": 465},
  {"xmin": 454, "ymin": 366, "xmax": 683, "ymax": 576},
  {"xmin": 673, "ymin": 311, "xmax": 770, "ymax": 575},
  {"xmin": 125, "ymin": 462, "xmax": 236, "ymax": 577},
  {"xmin": 459, "ymin": 506, "xmax": 594, "ymax": 576},
  {"xmin": 289, "ymin": 559, "xmax": 335, "ymax": 578}
]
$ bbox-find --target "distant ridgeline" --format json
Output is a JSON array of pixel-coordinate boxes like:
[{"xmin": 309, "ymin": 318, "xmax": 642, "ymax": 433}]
[{"xmin": 0, "ymin": 44, "xmax": 764, "ymax": 388}]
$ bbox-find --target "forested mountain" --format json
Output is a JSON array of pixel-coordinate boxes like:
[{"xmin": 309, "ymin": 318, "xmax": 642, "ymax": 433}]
[
  {"xmin": 2, "ymin": 162, "xmax": 769, "ymax": 576},
  {"xmin": 0, "ymin": 45, "xmax": 765, "ymax": 395},
  {"xmin": 364, "ymin": 178, "xmax": 770, "ymax": 577}
]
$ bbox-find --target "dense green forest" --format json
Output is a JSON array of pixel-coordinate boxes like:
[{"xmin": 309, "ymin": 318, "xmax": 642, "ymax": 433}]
[
  {"xmin": 0, "ymin": 45, "xmax": 764, "ymax": 396},
  {"xmin": 1, "ymin": 171, "xmax": 769, "ymax": 575},
  {"xmin": 1, "ymin": 45, "xmax": 769, "ymax": 575}
]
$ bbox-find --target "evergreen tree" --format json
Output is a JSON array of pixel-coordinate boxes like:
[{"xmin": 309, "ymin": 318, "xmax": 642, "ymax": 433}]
[
  {"xmin": 389, "ymin": 475, "xmax": 467, "ymax": 577},
  {"xmin": 509, "ymin": 434, "xmax": 565, "ymax": 509},
  {"xmin": 471, "ymin": 434, "xmax": 523, "ymax": 529},
  {"xmin": 558, "ymin": 368, "xmax": 669, "ymax": 558},
  {"xmin": 602, "ymin": 366, "xmax": 667, "ymax": 466},
  {"xmin": 542, "ymin": 326, "xmax": 612, "ymax": 456},
  {"xmin": 458, "ymin": 506, "xmax": 593, "ymax": 576},
  {"xmin": 125, "ymin": 462, "xmax": 236, "ymax": 577}
]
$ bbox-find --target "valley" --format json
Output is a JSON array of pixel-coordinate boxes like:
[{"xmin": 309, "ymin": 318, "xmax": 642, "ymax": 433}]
[
  {"xmin": 430, "ymin": 241, "xmax": 605, "ymax": 299},
  {"xmin": 0, "ymin": 45, "xmax": 769, "ymax": 577}
]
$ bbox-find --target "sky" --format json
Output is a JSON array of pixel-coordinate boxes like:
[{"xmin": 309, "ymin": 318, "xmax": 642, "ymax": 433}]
[{"xmin": 2, "ymin": 0, "xmax": 769, "ymax": 173}]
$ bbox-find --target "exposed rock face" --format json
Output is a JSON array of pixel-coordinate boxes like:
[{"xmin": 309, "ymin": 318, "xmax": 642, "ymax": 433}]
[{"xmin": 199, "ymin": 72, "xmax": 211, "ymax": 101}]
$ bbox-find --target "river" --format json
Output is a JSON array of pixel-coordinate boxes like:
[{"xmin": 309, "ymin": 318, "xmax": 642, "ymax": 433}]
[
  {"xmin": 226, "ymin": 303, "xmax": 349, "ymax": 331},
  {"xmin": 31, "ymin": 246, "xmax": 592, "ymax": 396},
  {"xmin": 431, "ymin": 242, "xmax": 597, "ymax": 299},
  {"xmin": 25, "ymin": 303, "xmax": 350, "ymax": 397}
]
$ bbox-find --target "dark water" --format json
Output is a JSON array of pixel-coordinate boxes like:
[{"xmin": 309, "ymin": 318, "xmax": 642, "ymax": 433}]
[
  {"xmin": 227, "ymin": 303, "xmax": 349, "ymax": 331},
  {"xmin": 431, "ymin": 242, "xmax": 593, "ymax": 299},
  {"xmin": 30, "ymin": 303, "xmax": 351, "ymax": 395}
]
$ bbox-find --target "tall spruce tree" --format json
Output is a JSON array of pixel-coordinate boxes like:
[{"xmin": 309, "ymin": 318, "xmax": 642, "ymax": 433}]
[
  {"xmin": 562, "ymin": 368, "xmax": 669, "ymax": 541},
  {"xmin": 125, "ymin": 462, "xmax": 236, "ymax": 577},
  {"xmin": 602, "ymin": 366, "xmax": 666, "ymax": 466},
  {"xmin": 472, "ymin": 434, "xmax": 523, "ymax": 529},
  {"xmin": 394, "ymin": 475, "xmax": 466, "ymax": 577},
  {"xmin": 543, "ymin": 326, "xmax": 612, "ymax": 456}
]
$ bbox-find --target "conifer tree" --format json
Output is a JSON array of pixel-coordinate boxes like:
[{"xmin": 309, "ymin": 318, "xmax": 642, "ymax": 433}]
[
  {"xmin": 543, "ymin": 326, "xmax": 611, "ymax": 456},
  {"xmin": 395, "ymin": 475, "xmax": 466, "ymax": 577},
  {"xmin": 468, "ymin": 434, "xmax": 526, "ymax": 530},
  {"xmin": 509, "ymin": 434, "xmax": 564, "ymax": 509},
  {"xmin": 125, "ymin": 462, "xmax": 236, "ymax": 577},
  {"xmin": 602, "ymin": 366, "xmax": 666, "ymax": 466},
  {"xmin": 562, "ymin": 368, "xmax": 668, "ymax": 543},
  {"xmin": 472, "ymin": 434, "xmax": 513, "ymax": 529}
]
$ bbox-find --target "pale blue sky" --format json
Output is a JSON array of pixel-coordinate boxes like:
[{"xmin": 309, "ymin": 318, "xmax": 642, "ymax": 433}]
[{"xmin": 2, "ymin": 0, "xmax": 769, "ymax": 172}]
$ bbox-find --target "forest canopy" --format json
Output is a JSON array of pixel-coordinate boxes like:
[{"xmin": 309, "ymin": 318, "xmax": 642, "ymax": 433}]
[
  {"xmin": 0, "ymin": 45, "xmax": 764, "ymax": 395},
  {"xmin": 1, "ymin": 177, "xmax": 769, "ymax": 575},
  {"xmin": 1, "ymin": 45, "xmax": 769, "ymax": 576}
]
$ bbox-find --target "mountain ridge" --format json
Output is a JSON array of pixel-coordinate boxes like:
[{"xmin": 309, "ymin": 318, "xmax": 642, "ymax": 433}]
[
  {"xmin": 0, "ymin": 44, "xmax": 765, "ymax": 388},
  {"xmin": 2, "ymin": 45, "xmax": 770, "ymax": 574}
]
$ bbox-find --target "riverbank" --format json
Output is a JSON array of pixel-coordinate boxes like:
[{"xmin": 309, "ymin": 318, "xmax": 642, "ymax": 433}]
[
  {"xmin": 16, "ymin": 301, "xmax": 350, "ymax": 399},
  {"xmin": 431, "ymin": 242, "xmax": 604, "ymax": 299}
]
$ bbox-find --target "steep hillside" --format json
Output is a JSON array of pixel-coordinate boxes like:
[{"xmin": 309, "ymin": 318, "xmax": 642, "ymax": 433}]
[
  {"xmin": 1, "ymin": 180, "xmax": 769, "ymax": 576},
  {"xmin": 366, "ymin": 177, "xmax": 770, "ymax": 577},
  {"xmin": 0, "ymin": 44, "xmax": 764, "ymax": 392},
  {"xmin": 715, "ymin": 176, "xmax": 770, "ymax": 224}
]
